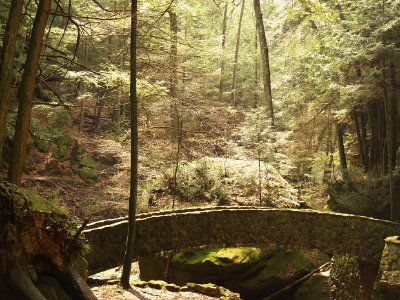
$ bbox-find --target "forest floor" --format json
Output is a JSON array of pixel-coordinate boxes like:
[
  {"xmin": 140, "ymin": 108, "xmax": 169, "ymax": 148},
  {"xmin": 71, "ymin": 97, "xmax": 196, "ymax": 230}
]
[
  {"xmin": 7, "ymin": 100, "xmax": 331, "ymax": 222},
  {"xmin": 90, "ymin": 264, "xmax": 226, "ymax": 300}
]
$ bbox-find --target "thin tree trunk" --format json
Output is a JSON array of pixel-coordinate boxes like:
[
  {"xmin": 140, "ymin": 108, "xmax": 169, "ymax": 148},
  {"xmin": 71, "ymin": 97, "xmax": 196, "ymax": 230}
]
[
  {"xmin": 231, "ymin": 0, "xmax": 246, "ymax": 106},
  {"xmin": 0, "ymin": 0, "xmax": 25, "ymax": 171},
  {"xmin": 120, "ymin": 0, "xmax": 138, "ymax": 288},
  {"xmin": 336, "ymin": 123, "xmax": 348, "ymax": 181},
  {"xmin": 352, "ymin": 112, "xmax": 367, "ymax": 171},
  {"xmin": 258, "ymin": 149, "xmax": 262, "ymax": 205},
  {"xmin": 168, "ymin": 8, "xmax": 179, "ymax": 141},
  {"xmin": 360, "ymin": 112, "xmax": 369, "ymax": 171},
  {"xmin": 8, "ymin": 0, "xmax": 52, "ymax": 186},
  {"xmin": 383, "ymin": 55, "xmax": 395, "ymax": 220},
  {"xmin": 254, "ymin": 0, "xmax": 274, "ymax": 125},
  {"xmin": 218, "ymin": 2, "xmax": 228, "ymax": 102},
  {"xmin": 368, "ymin": 102, "xmax": 385, "ymax": 171},
  {"xmin": 254, "ymin": 24, "xmax": 259, "ymax": 108},
  {"xmin": 172, "ymin": 111, "xmax": 182, "ymax": 209}
]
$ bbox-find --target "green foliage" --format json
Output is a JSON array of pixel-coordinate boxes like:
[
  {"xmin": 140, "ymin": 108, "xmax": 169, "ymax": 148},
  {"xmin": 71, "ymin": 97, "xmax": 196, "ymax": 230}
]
[
  {"xmin": 20, "ymin": 188, "xmax": 68, "ymax": 215},
  {"xmin": 31, "ymin": 119, "xmax": 63, "ymax": 153}
]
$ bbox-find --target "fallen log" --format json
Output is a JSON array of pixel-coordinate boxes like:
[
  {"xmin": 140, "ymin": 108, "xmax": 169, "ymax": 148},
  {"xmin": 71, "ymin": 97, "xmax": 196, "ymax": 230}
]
[{"xmin": 0, "ymin": 181, "xmax": 97, "ymax": 299}]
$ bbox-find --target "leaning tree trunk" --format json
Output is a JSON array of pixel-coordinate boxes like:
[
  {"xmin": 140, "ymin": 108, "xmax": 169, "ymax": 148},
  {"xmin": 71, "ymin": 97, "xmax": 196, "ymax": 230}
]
[
  {"xmin": 231, "ymin": 0, "xmax": 246, "ymax": 106},
  {"xmin": 0, "ymin": 0, "xmax": 25, "ymax": 171},
  {"xmin": 8, "ymin": 0, "xmax": 52, "ymax": 186},
  {"xmin": 254, "ymin": 0, "xmax": 274, "ymax": 125},
  {"xmin": 120, "ymin": 0, "xmax": 138, "ymax": 288},
  {"xmin": 0, "ymin": 182, "xmax": 96, "ymax": 299}
]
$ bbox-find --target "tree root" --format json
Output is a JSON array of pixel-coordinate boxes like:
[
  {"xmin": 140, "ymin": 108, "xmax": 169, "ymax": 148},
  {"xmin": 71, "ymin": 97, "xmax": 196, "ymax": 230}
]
[{"xmin": 0, "ymin": 182, "xmax": 97, "ymax": 299}]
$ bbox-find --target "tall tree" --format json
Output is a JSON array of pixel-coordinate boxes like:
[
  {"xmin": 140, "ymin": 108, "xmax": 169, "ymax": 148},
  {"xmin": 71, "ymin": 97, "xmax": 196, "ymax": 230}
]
[
  {"xmin": 231, "ymin": 0, "xmax": 246, "ymax": 106},
  {"xmin": 218, "ymin": 1, "xmax": 228, "ymax": 102},
  {"xmin": 8, "ymin": 0, "xmax": 52, "ymax": 185},
  {"xmin": 168, "ymin": 7, "xmax": 179, "ymax": 141},
  {"xmin": 254, "ymin": 0, "xmax": 274, "ymax": 125},
  {"xmin": 0, "ymin": 0, "xmax": 25, "ymax": 170},
  {"xmin": 120, "ymin": 0, "xmax": 138, "ymax": 288}
]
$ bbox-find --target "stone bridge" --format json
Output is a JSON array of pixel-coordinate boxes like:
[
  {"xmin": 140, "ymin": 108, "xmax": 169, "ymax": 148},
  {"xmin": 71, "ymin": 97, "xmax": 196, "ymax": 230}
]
[{"xmin": 83, "ymin": 207, "xmax": 400, "ymax": 274}]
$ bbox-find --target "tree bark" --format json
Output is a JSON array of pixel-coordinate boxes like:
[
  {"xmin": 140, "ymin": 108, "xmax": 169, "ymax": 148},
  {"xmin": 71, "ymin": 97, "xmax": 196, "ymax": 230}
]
[
  {"xmin": 254, "ymin": 24, "xmax": 259, "ymax": 108},
  {"xmin": 218, "ymin": 2, "xmax": 228, "ymax": 102},
  {"xmin": 383, "ymin": 55, "xmax": 396, "ymax": 220},
  {"xmin": 336, "ymin": 123, "xmax": 348, "ymax": 181},
  {"xmin": 360, "ymin": 112, "xmax": 369, "ymax": 171},
  {"xmin": 254, "ymin": 0, "xmax": 274, "ymax": 125},
  {"xmin": 8, "ymin": 0, "xmax": 52, "ymax": 186},
  {"xmin": 0, "ymin": 0, "xmax": 25, "ymax": 171},
  {"xmin": 231, "ymin": 0, "xmax": 246, "ymax": 106},
  {"xmin": 120, "ymin": 0, "xmax": 138, "ymax": 288},
  {"xmin": 352, "ymin": 112, "xmax": 368, "ymax": 171},
  {"xmin": 368, "ymin": 101, "xmax": 386, "ymax": 172},
  {"xmin": 168, "ymin": 8, "xmax": 179, "ymax": 141}
]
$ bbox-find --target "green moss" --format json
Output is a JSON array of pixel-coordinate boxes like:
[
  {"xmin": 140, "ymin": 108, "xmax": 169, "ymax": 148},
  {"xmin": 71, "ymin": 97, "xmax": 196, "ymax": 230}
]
[
  {"xmin": 172, "ymin": 247, "xmax": 268, "ymax": 266},
  {"xmin": 80, "ymin": 156, "xmax": 98, "ymax": 169},
  {"xmin": 20, "ymin": 188, "xmax": 68, "ymax": 215},
  {"xmin": 130, "ymin": 280, "xmax": 148, "ymax": 288},
  {"xmin": 79, "ymin": 167, "xmax": 98, "ymax": 183},
  {"xmin": 148, "ymin": 280, "xmax": 168, "ymax": 289}
]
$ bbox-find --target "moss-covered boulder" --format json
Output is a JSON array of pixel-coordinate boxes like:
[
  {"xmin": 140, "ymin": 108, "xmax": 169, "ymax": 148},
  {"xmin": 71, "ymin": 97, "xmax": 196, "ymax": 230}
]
[
  {"xmin": 139, "ymin": 247, "xmax": 271, "ymax": 285},
  {"xmin": 139, "ymin": 247, "xmax": 330, "ymax": 299}
]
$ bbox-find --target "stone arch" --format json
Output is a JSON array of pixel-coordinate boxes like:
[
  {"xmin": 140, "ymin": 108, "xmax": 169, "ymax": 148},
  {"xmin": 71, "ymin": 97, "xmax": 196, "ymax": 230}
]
[{"xmin": 83, "ymin": 207, "xmax": 400, "ymax": 273}]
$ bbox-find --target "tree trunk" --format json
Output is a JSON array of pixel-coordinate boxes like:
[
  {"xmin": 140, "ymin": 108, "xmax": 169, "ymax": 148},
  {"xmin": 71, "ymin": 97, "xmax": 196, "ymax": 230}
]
[
  {"xmin": 0, "ymin": 0, "xmax": 25, "ymax": 171},
  {"xmin": 383, "ymin": 54, "xmax": 396, "ymax": 220},
  {"xmin": 8, "ymin": 0, "xmax": 52, "ymax": 186},
  {"xmin": 168, "ymin": 8, "xmax": 179, "ymax": 141},
  {"xmin": 336, "ymin": 123, "xmax": 348, "ymax": 181},
  {"xmin": 231, "ymin": 0, "xmax": 246, "ymax": 106},
  {"xmin": 360, "ymin": 112, "xmax": 369, "ymax": 171},
  {"xmin": 254, "ymin": 0, "xmax": 274, "ymax": 125},
  {"xmin": 218, "ymin": 2, "xmax": 228, "ymax": 102},
  {"xmin": 368, "ymin": 101, "xmax": 386, "ymax": 172},
  {"xmin": 254, "ymin": 24, "xmax": 259, "ymax": 108},
  {"xmin": 120, "ymin": 0, "xmax": 138, "ymax": 288},
  {"xmin": 352, "ymin": 112, "xmax": 368, "ymax": 171}
]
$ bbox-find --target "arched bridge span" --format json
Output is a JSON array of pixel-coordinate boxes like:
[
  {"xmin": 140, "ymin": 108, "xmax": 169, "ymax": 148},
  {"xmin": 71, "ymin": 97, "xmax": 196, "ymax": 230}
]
[{"xmin": 83, "ymin": 207, "xmax": 400, "ymax": 273}]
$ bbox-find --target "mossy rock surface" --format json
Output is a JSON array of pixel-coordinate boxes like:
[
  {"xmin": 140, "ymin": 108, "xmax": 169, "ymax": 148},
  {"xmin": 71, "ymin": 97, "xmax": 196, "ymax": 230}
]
[
  {"xmin": 139, "ymin": 247, "xmax": 329, "ymax": 299},
  {"xmin": 140, "ymin": 247, "xmax": 272, "ymax": 285},
  {"xmin": 79, "ymin": 167, "xmax": 98, "ymax": 183},
  {"xmin": 173, "ymin": 247, "xmax": 268, "ymax": 266}
]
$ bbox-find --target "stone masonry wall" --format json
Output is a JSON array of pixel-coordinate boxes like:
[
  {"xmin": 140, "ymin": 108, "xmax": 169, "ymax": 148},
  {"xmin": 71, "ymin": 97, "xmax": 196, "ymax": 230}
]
[{"xmin": 83, "ymin": 207, "xmax": 400, "ymax": 273}]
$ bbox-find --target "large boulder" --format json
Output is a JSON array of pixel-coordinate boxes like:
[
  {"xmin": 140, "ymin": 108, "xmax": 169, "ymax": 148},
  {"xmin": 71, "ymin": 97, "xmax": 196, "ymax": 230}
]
[{"xmin": 139, "ymin": 247, "xmax": 329, "ymax": 299}]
